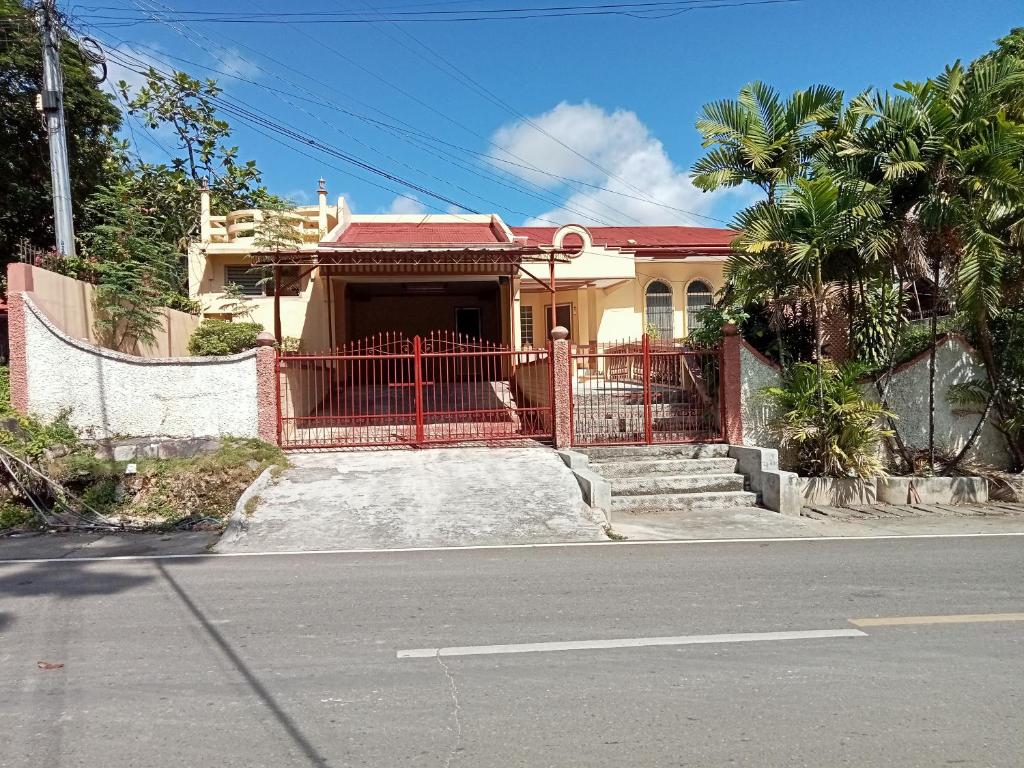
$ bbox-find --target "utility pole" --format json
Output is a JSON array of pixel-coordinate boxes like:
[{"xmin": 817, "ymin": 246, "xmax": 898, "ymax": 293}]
[{"xmin": 36, "ymin": 0, "xmax": 76, "ymax": 257}]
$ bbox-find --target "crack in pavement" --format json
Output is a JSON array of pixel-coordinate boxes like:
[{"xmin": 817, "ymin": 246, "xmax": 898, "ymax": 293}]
[{"xmin": 436, "ymin": 651, "xmax": 463, "ymax": 768}]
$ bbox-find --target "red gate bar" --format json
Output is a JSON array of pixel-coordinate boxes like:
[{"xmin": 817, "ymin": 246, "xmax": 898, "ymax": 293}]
[
  {"xmin": 569, "ymin": 335, "xmax": 724, "ymax": 447},
  {"xmin": 277, "ymin": 331, "xmax": 554, "ymax": 449}
]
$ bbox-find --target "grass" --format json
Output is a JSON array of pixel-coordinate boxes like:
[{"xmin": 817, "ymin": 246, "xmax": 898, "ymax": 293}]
[{"xmin": 115, "ymin": 438, "xmax": 286, "ymax": 528}]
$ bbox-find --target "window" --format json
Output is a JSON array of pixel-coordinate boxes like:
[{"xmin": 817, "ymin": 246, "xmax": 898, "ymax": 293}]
[
  {"xmin": 645, "ymin": 281, "xmax": 673, "ymax": 340},
  {"xmin": 225, "ymin": 265, "xmax": 263, "ymax": 296},
  {"xmin": 520, "ymin": 305, "xmax": 534, "ymax": 348},
  {"xmin": 224, "ymin": 265, "xmax": 301, "ymax": 297},
  {"xmin": 686, "ymin": 280, "xmax": 713, "ymax": 334}
]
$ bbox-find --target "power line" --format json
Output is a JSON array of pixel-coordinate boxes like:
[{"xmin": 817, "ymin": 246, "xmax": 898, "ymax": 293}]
[
  {"xmin": 118, "ymin": 0, "xmax": 638, "ymax": 225},
  {"xmin": 99, "ymin": 44, "xmax": 482, "ymax": 214},
  {"xmin": 101, "ymin": 2, "xmax": 626, "ymax": 226},
  {"xmin": 78, "ymin": 0, "xmax": 806, "ymax": 25}
]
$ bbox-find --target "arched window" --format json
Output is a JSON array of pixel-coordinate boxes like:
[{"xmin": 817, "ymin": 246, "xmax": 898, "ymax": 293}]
[
  {"xmin": 645, "ymin": 281, "xmax": 673, "ymax": 340},
  {"xmin": 686, "ymin": 280, "xmax": 713, "ymax": 334}
]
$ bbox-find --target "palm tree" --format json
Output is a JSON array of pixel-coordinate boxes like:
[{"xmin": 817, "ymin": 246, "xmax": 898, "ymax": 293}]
[
  {"xmin": 692, "ymin": 82, "xmax": 842, "ymax": 361},
  {"xmin": 841, "ymin": 57, "xmax": 1024, "ymax": 471},
  {"xmin": 692, "ymin": 81, "xmax": 843, "ymax": 203},
  {"xmin": 733, "ymin": 174, "xmax": 889, "ymax": 407}
]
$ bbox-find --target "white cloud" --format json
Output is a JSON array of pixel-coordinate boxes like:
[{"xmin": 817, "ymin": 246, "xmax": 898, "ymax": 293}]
[
  {"xmin": 285, "ymin": 188, "xmax": 313, "ymax": 205},
  {"xmin": 216, "ymin": 47, "xmax": 261, "ymax": 80},
  {"xmin": 488, "ymin": 101, "xmax": 735, "ymax": 227},
  {"xmin": 385, "ymin": 195, "xmax": 428, "ymax": 215},
  {"xmin": 104, "ymin": 42, "xmax": 164, "ymax": 96}
]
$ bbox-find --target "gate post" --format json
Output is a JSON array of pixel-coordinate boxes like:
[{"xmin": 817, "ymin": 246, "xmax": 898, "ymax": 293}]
[
  {"xmin": 550, "ymin": 326, "xmax": 571, "ymax": 449},
  {"xmin": 413, "ymin": 335, "xmax": 425, "ymax": 445},
  {"xmin": 720, "ymin": 323, "xmax": 744, "ymax": 445},
  {"xmin": 254, "ymin": 331, "xmax": 279, "ymax": 445},
  {"xmin": 642, "ymin": 334, "xmax": 653, "ymax": 444}
]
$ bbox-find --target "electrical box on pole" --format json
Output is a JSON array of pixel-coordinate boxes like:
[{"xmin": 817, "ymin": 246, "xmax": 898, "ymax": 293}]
[{"xmin": 36, "ymin": 0, "xmax": 76, "ymax": 257}]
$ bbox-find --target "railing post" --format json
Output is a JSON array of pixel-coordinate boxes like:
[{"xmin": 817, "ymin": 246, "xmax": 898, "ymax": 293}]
[
  {"xmin": 720, "ymin": 322, "xmax": 744, "ymax": 444},
  {"xmin": 549, "ymin": 326, "xmax": 571, "ymax": 449},
  {"xmin": 642, "ymin": 334, "xmax": 653, "ymax": 444},
  {"xmin": 413, "ymin": 334, "xmax": 425, "ymax": 445}
]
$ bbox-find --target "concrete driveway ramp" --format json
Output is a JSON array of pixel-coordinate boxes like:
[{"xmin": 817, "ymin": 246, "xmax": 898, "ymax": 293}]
[{"xmin": 216, "ymin": 447, "xmax": 605, "ymax": 552}]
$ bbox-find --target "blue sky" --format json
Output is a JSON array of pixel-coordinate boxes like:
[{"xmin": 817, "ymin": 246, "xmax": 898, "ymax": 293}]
[{"xmin": 76, "ymin": 0, "xmax": 1023, "ymax": 228}]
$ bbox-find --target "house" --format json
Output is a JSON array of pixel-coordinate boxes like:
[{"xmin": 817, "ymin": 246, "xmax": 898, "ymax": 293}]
[{"xmin": 188, "ymin": 180, "xmax": 735, "ymax": 352}]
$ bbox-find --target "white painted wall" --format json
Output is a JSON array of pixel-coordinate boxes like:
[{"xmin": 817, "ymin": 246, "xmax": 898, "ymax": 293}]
[
  {"xmin": 736, "ymin": 334, "xmax": 1011, "ymax": 470},
  {"xmin": 868, "ymin": 337, "xmax": 1010, "ymax": 469},
  {"xmin": 739, "ymin": 344, "xmax": 782, "ymax": 448},
  {"xmin": 23, "ymin": 296, "xmax": 259, "ymax": 439}
]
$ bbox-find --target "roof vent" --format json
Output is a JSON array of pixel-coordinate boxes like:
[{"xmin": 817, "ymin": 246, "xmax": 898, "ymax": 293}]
[{"xmin": 627, "ymin": 238, "xmax": 637, "ymax": 245}]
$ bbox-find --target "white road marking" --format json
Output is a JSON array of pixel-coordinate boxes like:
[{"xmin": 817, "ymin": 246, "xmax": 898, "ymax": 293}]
[
  {"xmin": 1, "ymin": 531, "xmax": 1023, "ymax": 565},
  {"xmin": 850, "ymin": 612, "xmax": 1024, "ymax": 627},
  {"xmin": 396, "ymin": 628, "xmax": 867, "ymax": 659}
]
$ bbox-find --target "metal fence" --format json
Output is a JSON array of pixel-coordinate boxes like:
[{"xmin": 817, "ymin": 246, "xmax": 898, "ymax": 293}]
[
  {"xmin": 277, "ymin": 331, "xmax": 553, "ymax": 449},
  {"xmin": 569, "ymin": 336, "xmax": 723, "ymax": 446}
]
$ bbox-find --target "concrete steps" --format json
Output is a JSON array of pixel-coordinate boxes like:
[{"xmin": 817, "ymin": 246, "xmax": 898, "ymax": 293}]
[
  {"xmin": 612, "ymin": 473, "xmax": 745, "ymax": 496},
  {"xmin": 593, "ymin": 457, "xmax": 737, "ymax": 478},
  {"xmin": 611, "ymin": 490, "xmax": 758, "ymax": 514},
  {"xmin": 577, "ymin": 444, "xmax": 730, "ymax": 461},
  {"xmin": 580, "ymin": 443, "xmax": 761, "ymax": 517}
]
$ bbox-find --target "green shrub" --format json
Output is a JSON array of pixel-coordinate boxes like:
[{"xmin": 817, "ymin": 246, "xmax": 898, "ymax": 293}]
[
  {"xmin": 0, "ymin": 366, "xmax": 79, "ymax": 460},
  {"xmin": 762, "ymin": 361, "xmax": 895, "ymax": 478},
  {"xmin": 188, "ymin": 320, "xmax": 264, "ymax": 356}
]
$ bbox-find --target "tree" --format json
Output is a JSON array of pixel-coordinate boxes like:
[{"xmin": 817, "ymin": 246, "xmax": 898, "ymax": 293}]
[
  {"xmin": 118, "ymin": 69, "xmax": 283, "ymax": 253},
  {"xmin": 841, "ymin": 58, "xmax": 1024, "ymax": 471},
  {"xmin": 692, "ymin": 82, "xmax": 842, "ymax": 361},
  {"xmin": 692, "ymin": 81, "xmax": 842, "ymax": 203},
  {"xmin": 0, "ymin": 0, "xmax": 120, "ymax": 261},
  {"xmin": 733, "ymin": 173, "xmax": 889, "ymax": 408},
  {"xmin": 80, "ymin": 178, "xmax": 177, "ymax": 351}
]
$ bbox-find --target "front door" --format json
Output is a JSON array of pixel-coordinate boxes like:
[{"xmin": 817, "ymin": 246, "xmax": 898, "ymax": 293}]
[{"xmin": 546, "ymin": 303, "xmax": 572, "ymax": 339}]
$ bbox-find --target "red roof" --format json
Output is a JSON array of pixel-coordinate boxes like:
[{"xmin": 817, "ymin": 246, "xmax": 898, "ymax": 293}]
[
  {"xmin": 511, "ymin": 226, "xmax": 736, "ymax": 255},
  {"xmin": 333, "ymin": 221, "xmax": 509, "ymax": 245}
]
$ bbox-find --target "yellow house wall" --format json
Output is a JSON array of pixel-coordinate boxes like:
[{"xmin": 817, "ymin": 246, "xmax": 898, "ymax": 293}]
[
  {"xmin": 190, "ymin": 245, "xmax": 727, "ymax": 353},
  {"xmin": 517, "ymin": 261, "xmax": 724, "ymax": 346},
  {"xmin": 194, "ymin": 252, "xmax": 330, "ymax": 351}
]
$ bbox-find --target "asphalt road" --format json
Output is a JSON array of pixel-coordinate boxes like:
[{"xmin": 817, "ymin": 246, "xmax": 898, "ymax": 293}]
[{"xmin": 1, "ymin": 536, "xmax": 1022, "ymax": 767}]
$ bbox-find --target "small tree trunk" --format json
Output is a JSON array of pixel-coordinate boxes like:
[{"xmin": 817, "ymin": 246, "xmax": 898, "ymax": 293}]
[
  {"xmin": 927, "ymin": 255, "xmax": 939, "ymax": 474},
  {"xmin": 951, "ymin": 393, "xmax": 995, "ymax": 470}
]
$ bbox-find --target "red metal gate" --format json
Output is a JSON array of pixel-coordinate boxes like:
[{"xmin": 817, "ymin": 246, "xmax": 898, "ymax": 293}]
[
  {"xmin": 277, "ymin": 331, "xmax": 553, "ymax": 449},
  {"xmin": 569, "ymin": 336, "xmax": 724, "ymax": 446}
]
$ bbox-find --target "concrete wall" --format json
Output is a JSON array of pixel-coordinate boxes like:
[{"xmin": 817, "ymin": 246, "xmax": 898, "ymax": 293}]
[
  {"xmin": 739, "ymin": 341, "xmax": 782, "ymax": 448},
  {"xmin": 869, "ymin": 336, "xmax": 1011, "ymax": 469},
  {"xmin": 11, "ymin": 263, "xmax": 200, "ymax": 357},
  {"xmin": 513, "ymin": 355, "xmax": 552, "ymax": 432},
  {"xmin": 735, "ymin": 333, "xmax": 1011, "ymax": 470},
  {"xmin": 18, "ymin": 294, "xmax": 261, "ymax": 439}
]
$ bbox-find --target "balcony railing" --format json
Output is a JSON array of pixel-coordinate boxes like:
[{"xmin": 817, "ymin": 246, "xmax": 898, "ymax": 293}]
[{"xmin": 204, "ymin": 206, "xmax": 326, "ymax": 245}]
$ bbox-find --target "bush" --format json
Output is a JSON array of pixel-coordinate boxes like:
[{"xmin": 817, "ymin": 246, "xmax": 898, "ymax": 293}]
[
  {"xmin": 188, "ymin": 320, "xmax": 263, "ymax": 356},
  {"xmin": 762, "ymin": 361, "xmax": 895, "ymax": 478}
]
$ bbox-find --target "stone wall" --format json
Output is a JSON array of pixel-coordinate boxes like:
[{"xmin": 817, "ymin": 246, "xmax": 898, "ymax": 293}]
[
  {"xmin": 17, "ymin": 294, "xmax": 263, "ymax": 440},
  {"xmin": 735, "ymin": 333, "xmax": 1011, "ymax": 470}
]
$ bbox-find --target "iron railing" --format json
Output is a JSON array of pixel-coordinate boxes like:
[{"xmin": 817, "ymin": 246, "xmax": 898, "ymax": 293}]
[
  {"xmin": 277, "ymin": 331, "xmax": 553, "ymax": 449},
  {"xmin": 569, "ymin": 335, "xmax": 723, "ymax": 446}
]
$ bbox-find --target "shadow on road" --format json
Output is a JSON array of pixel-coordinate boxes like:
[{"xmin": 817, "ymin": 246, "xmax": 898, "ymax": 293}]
[
  {"xmin": 155, "ymin": 562, "xmax": 330, "ymax": 767},
  {"xmin": 0, "ymin": 559, "xmax": 157, "ymax": 631}
]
